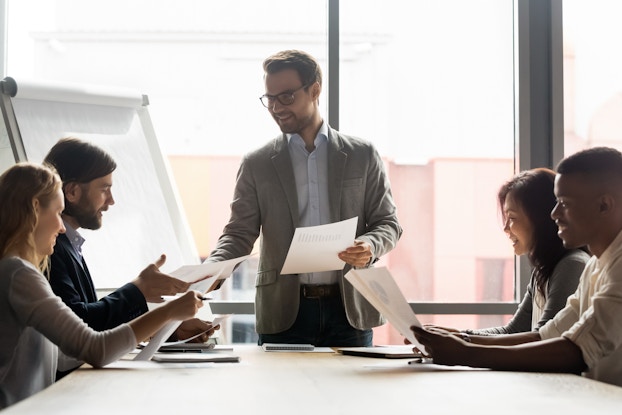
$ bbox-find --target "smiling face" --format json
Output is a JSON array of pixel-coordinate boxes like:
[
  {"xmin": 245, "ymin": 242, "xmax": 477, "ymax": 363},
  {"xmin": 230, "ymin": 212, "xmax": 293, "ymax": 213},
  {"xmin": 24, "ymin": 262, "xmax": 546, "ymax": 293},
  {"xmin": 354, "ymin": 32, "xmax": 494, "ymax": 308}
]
[
  {"xmin": 264, "ymin": 68, "xmax": 321, "ymax": 140},
  {"xmin": 64, "ymin": 173, "xmax": 115, "ymax": 230},
  {"xmin": 503, "ymin": 192, "xmax": 534, "ymax": 256},
  {"xmin": 33, "ymin": 188, "xmax": 66, "ymax": 258},
  {"xmin": 551, "ymin": 173, "xmax": 602, "ymax": 253}
]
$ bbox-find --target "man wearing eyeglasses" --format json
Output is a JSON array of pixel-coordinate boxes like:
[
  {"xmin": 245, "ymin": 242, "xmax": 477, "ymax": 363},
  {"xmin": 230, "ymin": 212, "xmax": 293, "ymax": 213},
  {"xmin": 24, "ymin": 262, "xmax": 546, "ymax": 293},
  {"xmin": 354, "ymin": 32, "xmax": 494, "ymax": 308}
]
[{"xmin": 208, "ymin": 49, "xmax": 402, "ymax": 347}]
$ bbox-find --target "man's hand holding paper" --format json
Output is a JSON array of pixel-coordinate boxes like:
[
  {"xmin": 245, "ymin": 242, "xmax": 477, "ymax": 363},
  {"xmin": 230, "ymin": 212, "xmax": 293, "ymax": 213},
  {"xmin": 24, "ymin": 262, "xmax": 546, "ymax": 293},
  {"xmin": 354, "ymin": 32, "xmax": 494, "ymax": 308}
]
[
  {"xmin": 281, "ymin": 217, "xmax": 358, "ymax": 274},
  {"xmin": 338, "ymin": 239, "xmax": 373, "ymax": 268}
]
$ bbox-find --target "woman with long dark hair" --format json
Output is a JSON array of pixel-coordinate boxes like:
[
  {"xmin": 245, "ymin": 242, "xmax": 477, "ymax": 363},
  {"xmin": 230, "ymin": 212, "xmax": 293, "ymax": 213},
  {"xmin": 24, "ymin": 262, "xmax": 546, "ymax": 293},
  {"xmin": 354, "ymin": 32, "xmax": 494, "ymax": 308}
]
[{"xmin": 453, "ymin": 168, "xmax": 588, "ymax": 335}]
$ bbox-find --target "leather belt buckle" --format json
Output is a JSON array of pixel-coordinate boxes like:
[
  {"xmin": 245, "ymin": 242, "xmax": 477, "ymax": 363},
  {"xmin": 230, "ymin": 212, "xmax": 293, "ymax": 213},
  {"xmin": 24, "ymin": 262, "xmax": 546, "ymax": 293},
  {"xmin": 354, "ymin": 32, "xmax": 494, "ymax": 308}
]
[{"xmin": 301, "ymin": 284, "xmax": 339, "ymax": 298}]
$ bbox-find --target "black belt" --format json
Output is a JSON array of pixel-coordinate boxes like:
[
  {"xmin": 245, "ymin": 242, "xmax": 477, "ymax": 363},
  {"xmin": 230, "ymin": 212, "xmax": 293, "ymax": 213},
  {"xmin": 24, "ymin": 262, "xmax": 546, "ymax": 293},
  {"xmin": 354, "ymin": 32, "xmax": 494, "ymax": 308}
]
[{"xmin": 300, "ymin": 284, "xmax": 340, "ymax": 298}]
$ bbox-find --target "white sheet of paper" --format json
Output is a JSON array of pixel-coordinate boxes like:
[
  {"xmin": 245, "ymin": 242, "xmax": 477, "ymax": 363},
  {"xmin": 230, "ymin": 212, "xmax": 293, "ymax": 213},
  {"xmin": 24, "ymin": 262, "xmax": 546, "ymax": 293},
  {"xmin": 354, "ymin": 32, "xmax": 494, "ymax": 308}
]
[
  {"xmin": 345, "ymin": 267, "xmax": 427, "ymax": 353},
  {"xmin": 157, "ymin": 314, "xmax": 232, "ymax": 346},
  {"xmin": 134, "ymin": 320, "xmax": 181, "ymax": 361},
  {"xmin": 170, "ymin": 255, "xmax": 252, "ymax": 284},
  {"xmin": 134, "ymin": 315, "xmax": 232, "ymax": 361},
  {"xmin": 135, "ymin": 256, "xmax": 251, "ymax": 361},
  {"xmin": 281, "ymin": 217, "xmax": 358, "ymax": 274}
]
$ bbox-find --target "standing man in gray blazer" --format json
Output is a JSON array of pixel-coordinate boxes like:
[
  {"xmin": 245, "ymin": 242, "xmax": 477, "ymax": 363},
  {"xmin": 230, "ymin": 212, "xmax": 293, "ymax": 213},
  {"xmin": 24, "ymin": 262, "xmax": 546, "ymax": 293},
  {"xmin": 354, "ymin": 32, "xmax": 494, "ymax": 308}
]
[{"xmin": 208, "ymin": 50, "xmax": 402, "ymax": 347}]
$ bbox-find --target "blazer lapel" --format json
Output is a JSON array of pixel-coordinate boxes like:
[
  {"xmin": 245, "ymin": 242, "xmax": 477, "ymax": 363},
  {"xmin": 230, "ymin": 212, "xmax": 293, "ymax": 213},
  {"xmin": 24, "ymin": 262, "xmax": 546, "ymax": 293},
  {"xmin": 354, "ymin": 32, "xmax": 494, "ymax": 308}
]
[
  {"xmin": 327, "ymin": 128, "xmax": 347, "ymax": 222},
  {"xmin": 62, "ymin": 236, "xmax": 87, "ymax": 274},
  {"xmin": 271, "ymin": 135, "xmax": 300, "ymax": 228},
  {"xmin": 57, "ymin": 234, "xmax": 97, "ymax": 301}
]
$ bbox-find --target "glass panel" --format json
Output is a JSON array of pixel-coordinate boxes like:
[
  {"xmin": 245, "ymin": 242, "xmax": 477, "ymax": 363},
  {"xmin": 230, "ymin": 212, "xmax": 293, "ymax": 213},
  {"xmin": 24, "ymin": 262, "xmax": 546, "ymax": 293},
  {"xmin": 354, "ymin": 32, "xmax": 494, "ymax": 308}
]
[
  {"xmin": 373, "ymin": 315, "xmax": 513, "ymax": 345},
  {"xmin": 340, "ymin": 0, "xmax": 516, "ymax": 306},
  {"xmin": 563, "ymin": 0, "xmax": 622, "ymax": 155},
  {"xmin": 7, "ymin": 0, "xmax": 327, "ymax": 286},
  {"xmin": 7, "ymin": 1, "xmax": 518, "ymax": 342},
  {"xmin": 217, "ymin": 314, "xmax": 514, "ymax": 345}
]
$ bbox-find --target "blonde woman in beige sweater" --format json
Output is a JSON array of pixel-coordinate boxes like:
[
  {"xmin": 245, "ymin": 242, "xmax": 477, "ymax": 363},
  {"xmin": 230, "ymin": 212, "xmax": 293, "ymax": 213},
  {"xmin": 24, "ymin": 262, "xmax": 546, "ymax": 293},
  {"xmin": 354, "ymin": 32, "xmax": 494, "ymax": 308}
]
[{"xmin": 0, "ymin": 162, "xmax": 204, "ymax": 410}]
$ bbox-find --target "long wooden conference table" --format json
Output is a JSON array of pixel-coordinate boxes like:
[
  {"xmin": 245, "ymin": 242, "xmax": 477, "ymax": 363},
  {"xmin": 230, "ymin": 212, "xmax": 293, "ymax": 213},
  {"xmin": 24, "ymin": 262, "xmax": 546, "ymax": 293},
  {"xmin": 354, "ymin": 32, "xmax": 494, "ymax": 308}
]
[{"xmin": 4, "ymin": 344, "xmax": 622, "ymax": 414}]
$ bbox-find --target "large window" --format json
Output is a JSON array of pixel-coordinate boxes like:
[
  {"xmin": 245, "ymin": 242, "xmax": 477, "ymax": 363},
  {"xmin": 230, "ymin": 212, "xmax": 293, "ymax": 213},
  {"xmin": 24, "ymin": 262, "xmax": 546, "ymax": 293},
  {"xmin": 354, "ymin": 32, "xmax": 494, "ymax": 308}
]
[
  {"xmin": 339, "ymin": 1, "xmax": 515, "ymax": 336},
  {"xmin": 562, "ymin": 0, "xmax": 622, "ymax": 155},
  {"xmin": 3, "ymin": 0, "xmax": 564, "ymax": 344}
]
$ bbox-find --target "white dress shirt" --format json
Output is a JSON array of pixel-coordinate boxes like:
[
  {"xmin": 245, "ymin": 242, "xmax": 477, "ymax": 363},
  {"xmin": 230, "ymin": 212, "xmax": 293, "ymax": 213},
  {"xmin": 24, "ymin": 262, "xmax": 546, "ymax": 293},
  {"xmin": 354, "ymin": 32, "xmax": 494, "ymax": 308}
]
[{"xmin": 540, "ymin": 228, "xmax": 622, "ymax": 386}]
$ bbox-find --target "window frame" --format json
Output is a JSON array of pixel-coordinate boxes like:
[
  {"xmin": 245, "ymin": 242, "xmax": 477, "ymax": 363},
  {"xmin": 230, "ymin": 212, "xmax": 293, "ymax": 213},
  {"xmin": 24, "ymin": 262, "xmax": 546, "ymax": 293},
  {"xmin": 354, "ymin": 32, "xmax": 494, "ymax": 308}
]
[
  {"xmin": 211, "ymin": 0, "xmax": 565, "ymax": 318},
  {"xmin": 0, "ymin": 0, "xmax": 565, "ymax": 317}
]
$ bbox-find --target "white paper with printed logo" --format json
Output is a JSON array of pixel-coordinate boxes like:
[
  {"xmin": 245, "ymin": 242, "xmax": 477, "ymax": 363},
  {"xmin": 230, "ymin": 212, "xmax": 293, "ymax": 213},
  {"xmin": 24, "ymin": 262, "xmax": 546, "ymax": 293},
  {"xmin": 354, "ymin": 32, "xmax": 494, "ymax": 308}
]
[{"xmin": 281, "ymin": 217, "xmax": 357, "ymax": 274}]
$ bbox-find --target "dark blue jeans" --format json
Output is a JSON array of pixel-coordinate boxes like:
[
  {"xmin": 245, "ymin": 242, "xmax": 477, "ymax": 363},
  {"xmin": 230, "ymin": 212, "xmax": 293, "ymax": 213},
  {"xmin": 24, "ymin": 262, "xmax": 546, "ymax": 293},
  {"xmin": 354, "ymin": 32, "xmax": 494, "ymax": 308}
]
[{"xmin": 257, "ymin": 294, "xmax": 373, "ymax": 347}]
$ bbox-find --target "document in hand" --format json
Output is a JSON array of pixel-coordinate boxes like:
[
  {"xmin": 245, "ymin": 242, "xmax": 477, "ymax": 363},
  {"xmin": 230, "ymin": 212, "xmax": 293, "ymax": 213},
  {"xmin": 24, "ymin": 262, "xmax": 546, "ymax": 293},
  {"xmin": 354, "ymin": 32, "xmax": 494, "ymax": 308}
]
[
  {"xmin": 169, "ymin": 254, "xmax": 253, "ymax": 293},
  {"xmin": 344, "ymin": 267, "xmax": 428, "ymax": 354},
  {"xmin": 281, "ymin": 217, "xmax": 358, "ymax": 274},
  {"xmin": 134, "ymin": 256, "xmax": 250, "ymax": 362},
  {"xmin": 156, "ymin": 314, "xmax": 231, "ymax": 347}
]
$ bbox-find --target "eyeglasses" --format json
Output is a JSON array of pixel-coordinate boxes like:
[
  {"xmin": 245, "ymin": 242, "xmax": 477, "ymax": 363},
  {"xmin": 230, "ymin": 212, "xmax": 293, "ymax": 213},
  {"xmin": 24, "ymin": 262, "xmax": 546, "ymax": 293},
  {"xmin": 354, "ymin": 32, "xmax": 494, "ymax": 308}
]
[{"xmin": 259, "ymin": 84, "xmax": 310, "ymax": 108}]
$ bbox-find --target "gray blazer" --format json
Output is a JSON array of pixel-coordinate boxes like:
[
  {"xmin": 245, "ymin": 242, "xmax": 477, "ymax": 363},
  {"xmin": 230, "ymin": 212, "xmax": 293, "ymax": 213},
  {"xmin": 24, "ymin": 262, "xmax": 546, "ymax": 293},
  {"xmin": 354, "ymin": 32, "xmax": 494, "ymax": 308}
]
[{"xmin": 209, "ymin": 126, "xmax": 403, "ymax": 334}]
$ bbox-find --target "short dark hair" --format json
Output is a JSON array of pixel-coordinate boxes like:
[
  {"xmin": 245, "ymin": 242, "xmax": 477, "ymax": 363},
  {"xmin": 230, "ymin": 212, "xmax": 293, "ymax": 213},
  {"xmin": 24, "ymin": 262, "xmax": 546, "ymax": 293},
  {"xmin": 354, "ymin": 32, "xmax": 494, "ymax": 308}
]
[
  {"xmin": 556, "ymin": 147, "xmax": 622, "ymax": 181},
  {"xmin": 498, "ymin": 168, "xmax": 573, "ymax": 300},
  {"xmin": 263, "ymin": 49, "xmax": 322, "ymax": 87},
  {"xmin": 43, "ymin": 137, "xmax": 116, "ymax": 184}
]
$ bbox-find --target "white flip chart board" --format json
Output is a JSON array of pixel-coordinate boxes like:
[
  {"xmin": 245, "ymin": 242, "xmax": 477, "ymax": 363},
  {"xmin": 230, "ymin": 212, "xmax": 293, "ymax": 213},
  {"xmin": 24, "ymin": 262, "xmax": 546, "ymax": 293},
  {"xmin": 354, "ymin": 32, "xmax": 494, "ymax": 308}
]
[{"xmin": 0, "ymin": 77, "xmax": 199, "ymax": 287}]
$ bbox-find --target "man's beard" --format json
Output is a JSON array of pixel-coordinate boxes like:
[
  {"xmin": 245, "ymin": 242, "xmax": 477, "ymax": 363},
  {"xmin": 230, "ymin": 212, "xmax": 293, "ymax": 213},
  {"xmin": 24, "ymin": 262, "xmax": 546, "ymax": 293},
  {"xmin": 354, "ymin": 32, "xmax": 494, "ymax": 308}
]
[{"xmin": 63, "ymin": 197, "xmax": 102, "ymax": 230}]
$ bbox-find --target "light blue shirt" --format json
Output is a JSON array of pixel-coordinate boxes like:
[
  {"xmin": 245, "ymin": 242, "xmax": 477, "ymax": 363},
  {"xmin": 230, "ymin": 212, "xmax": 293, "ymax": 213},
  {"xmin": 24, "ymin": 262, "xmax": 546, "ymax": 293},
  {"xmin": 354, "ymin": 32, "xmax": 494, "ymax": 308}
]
[{"xmin": 287, "ymin": 121, "xmax": 338, "ymax": 285}]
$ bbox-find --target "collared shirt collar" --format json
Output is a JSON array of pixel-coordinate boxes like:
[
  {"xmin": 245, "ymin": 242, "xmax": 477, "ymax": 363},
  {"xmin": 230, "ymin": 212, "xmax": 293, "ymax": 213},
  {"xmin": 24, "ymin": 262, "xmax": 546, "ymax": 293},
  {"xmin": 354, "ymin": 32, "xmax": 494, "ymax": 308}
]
[
  {"xmin": 286, "ymin": 120, "xmax": 329, "ymax": 148},
  {"xmin": 63, "ymin": 219, "xmax": 85, "ymax": 256},
  {"xmin": 595, "ymin": 228, "xmax": 622, "ymax": 270}
]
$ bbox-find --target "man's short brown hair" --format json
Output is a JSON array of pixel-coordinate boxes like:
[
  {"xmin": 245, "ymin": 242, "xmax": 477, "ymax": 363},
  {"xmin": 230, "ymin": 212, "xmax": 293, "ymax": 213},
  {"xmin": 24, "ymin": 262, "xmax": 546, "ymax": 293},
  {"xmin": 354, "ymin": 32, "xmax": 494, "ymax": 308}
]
[{"xmin": 263, "ymin": 49, "xmax": 322, "ymax": 88}]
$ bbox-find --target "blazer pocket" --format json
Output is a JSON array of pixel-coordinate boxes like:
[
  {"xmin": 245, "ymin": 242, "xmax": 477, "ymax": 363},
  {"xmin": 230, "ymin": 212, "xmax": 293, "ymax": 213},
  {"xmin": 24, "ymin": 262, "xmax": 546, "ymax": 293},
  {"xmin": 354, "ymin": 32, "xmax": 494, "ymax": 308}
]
[
  {"xmin": 255, "ymin": 269, "xmax": 278, "ymax": 287},
  {"xmin": 342, "ymin": 177, "xmax": 363, "ymax": 187}
]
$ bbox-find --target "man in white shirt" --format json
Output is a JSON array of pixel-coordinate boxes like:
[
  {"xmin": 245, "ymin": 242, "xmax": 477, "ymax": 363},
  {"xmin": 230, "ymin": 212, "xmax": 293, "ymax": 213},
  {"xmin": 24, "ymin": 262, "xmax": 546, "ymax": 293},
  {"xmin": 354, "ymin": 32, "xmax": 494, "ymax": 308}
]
[{"xmin": 412, "ymin": 146, "xmax": 622, "ymax": 386}]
